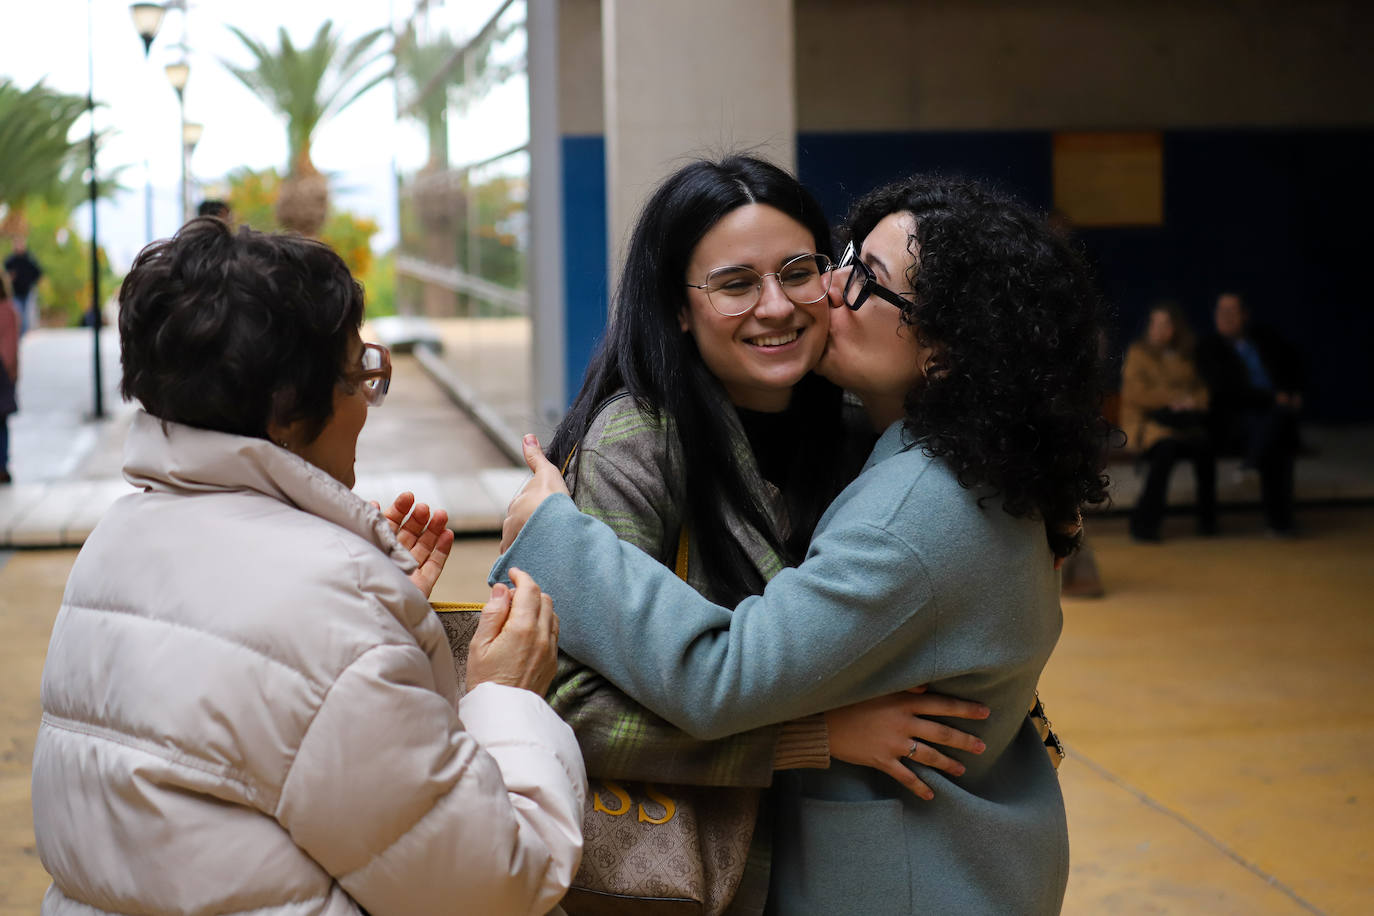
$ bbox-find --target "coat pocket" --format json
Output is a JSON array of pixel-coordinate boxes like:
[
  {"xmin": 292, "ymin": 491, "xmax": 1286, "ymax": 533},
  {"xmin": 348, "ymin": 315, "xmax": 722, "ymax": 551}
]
[{"xmin": 772, "ymin": 797, "xmax": 910, "ymax": 916}]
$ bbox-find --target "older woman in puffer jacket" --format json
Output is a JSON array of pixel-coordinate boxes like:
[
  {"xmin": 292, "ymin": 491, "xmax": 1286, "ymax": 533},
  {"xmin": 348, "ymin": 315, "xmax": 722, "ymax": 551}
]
[{"xmin": 31, "ymin": 217, "xmax": 585, "ymax": 915}]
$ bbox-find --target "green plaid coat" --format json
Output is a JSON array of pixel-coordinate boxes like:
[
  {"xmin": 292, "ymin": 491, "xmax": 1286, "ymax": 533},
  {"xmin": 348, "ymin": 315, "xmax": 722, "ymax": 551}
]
[{"xmin": 553, "ymin": 391, "xmax": 828, "ymax": 915}]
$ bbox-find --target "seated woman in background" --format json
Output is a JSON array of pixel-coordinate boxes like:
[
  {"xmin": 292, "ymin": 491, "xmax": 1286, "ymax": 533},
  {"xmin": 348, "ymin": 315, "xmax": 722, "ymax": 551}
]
[
  {"xmin": 498, "ymin": 174, "xmax": 1111, "ymax": 914},
  {"xmin": 31, "ymin": 217, "xmax": 584, "ymax": 916},
  {"xmin": 1120, "ymin": 300, "xmax": 1217, "ymax": 542},
  {"xmin": 546, "ymin": 155, "xmax": 988, "ymax": 915}
]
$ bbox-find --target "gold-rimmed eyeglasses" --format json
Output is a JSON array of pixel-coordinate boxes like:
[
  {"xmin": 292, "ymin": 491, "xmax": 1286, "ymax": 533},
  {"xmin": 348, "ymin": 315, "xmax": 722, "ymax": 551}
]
[{"xmin": 686, "ymin": 253, "xmax": 834, "ymax": 317}]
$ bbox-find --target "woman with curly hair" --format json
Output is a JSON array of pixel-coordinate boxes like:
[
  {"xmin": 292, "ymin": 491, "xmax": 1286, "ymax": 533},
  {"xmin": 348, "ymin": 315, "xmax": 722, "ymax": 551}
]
[{"xmin": 496, "ymin": 173, "xmax": 1111, "ymax": 913}]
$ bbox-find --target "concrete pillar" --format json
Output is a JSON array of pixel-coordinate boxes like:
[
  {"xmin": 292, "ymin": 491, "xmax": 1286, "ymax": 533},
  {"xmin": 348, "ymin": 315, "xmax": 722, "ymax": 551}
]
[
  {"xmin": 602, "ymin": 0, "xmax": 796, "ymax": 283},
  {"xmin": 527, "ymin": 0, "xmax": 566, "ymax": 431}
]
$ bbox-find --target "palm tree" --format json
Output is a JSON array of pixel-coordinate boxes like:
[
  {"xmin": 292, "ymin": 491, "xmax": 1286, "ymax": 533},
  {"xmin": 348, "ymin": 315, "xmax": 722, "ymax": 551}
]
[
  {"xmin": 224, "ymin": 21, "xmax": 389, "ymax": 236},
  {"xmin": 0, "ymin": 80, "xmax": 91, "ymax": 238},
  {"xmin": 394, "ymin": 26, "xmax": 459, "ymax": 171}
]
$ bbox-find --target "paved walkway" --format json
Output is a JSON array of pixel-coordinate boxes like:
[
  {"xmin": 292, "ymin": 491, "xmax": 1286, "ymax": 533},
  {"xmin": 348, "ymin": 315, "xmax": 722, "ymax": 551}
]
[{"xmin": 0, "ymin": 328, "xmax": 523, "ymax": 548}]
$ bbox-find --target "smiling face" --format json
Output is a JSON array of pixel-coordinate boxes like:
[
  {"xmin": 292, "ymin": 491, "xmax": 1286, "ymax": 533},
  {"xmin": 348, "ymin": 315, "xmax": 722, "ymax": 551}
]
[
  {"xmin": 817, "ymin": 211, "xmax": 933, "ymax": 428},
  {"xmin": 679, "ymin": 204, "xmax": 830, "ymax": 412}
]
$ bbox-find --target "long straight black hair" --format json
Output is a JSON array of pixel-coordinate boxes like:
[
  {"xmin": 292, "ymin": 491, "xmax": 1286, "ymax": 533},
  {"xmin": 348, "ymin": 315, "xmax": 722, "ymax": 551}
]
[{"xmin": 549, "ymin": 155, "xmax": 849, "ymax": 605}]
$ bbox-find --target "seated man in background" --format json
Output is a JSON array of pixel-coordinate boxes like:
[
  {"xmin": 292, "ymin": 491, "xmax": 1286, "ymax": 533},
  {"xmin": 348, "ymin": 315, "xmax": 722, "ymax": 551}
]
[{"xmin": 1197, "ymin": 291, "xmax": 1304, "ymax": 536}]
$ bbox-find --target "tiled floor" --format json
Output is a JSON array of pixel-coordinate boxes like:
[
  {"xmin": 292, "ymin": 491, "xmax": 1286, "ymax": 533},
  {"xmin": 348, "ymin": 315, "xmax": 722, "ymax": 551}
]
[{"xmin": 1044, "ymin": 508, "xmax": 1373, "ymax": 914}]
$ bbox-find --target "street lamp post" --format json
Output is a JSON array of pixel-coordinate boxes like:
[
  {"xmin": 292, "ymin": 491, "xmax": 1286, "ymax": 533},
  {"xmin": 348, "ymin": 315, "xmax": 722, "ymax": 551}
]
[
  {"xmin": 86, "ymin": 0, "xmax": 103, "ymax": 419},
  {"xmin": 129, "ymin": 3, "xmax": 165, "ymax": 53},
  {"xmin": 164, "ymin": 59, "xmax": 191, "ymax": 222},
  {"xmin": 182, "ymin": 121, "xmax": 203, "ymax": 216},
  {"xmin": 129, "ymin": 4, "xmax": 166, "ymax": 244}
]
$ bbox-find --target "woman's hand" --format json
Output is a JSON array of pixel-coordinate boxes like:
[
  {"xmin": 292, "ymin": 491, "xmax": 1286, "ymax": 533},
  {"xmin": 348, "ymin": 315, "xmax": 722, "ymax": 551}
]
[
  {"xmin": 825, "ymin": 687, "xmax": 990, "ymax": 800},
  {"xmin": 466, "ymin": 568, "xmax": 559, "ymax": 695},
  {"xmin": 500, "ymin": 434, "xmax": 571, "ymax": 552},
  {"xmin": 377, "ymin": 491, "xmax": 454, "ymax": 599}
]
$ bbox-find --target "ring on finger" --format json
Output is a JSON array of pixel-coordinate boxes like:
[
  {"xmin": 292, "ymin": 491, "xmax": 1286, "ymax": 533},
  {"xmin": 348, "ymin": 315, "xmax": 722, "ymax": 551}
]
[{"xmin": 905, "ymin": 739, "xmax": 920, "ymax": 760}]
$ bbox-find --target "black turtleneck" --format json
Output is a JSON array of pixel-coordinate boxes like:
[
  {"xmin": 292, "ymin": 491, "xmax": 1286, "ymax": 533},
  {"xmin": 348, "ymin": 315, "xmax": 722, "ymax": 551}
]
[{"xmin": 735, "ymin": 406, "xmax": 801, "ymax": 489}]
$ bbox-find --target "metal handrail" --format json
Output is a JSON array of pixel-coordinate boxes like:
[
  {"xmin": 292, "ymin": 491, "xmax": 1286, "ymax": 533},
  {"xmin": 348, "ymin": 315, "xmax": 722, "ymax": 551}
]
[{"xmin": 395, "ymin": 254, "xmax": 530, "ymax": 315}]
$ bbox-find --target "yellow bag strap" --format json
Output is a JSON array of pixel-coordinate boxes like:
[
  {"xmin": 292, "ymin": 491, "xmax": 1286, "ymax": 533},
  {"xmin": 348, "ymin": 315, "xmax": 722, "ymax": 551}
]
[{"xmin": 674, "ymin": 525, "xmax": 689, "ymax": 581}]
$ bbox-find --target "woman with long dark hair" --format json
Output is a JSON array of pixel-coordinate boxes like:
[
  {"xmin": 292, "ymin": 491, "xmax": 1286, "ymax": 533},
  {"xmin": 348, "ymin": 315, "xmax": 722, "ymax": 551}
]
[
  {"xmin": 545, "ymin": 157, "xmax": 988, "ymax": 914},
  {"xmin": 500, "ymin": 173, "xmax": 1112, "ymax": 913},
  {"xmin": 551, "ymin": 157, "xmax": 850, "ymax": 605}
]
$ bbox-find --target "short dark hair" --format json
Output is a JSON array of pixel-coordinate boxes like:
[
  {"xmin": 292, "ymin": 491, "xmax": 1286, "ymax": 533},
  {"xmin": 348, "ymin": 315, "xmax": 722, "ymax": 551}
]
[
  {"xmin": 118, "ymin": 217, "xmax": 364, "ymax": 442},
  {"xmin": 844, "ymin": 175, "xmax": 1112, "ymax": 556},
  {"xmin": 549, "ymin": 155, "xmax": 847, "ymax": 604},
  {"xmin": 196, "ymin": 199, "xmax": 230, "ymax": 219}
]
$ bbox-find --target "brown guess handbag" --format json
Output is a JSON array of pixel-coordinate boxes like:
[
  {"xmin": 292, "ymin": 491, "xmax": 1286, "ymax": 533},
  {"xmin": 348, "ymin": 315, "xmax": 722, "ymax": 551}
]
[{"xmin": 431, "ymin": 530, "xmax": 757, "ymax": 916}]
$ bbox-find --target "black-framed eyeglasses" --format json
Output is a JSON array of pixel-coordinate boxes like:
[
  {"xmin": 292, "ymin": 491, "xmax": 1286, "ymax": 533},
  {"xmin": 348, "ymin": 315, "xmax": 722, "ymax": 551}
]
[
  {"xmin": 686, "ymin": 253, "xmax": 834, "ymax": 317},
  {"xmin": 348, "ymin": 342, "xmax": 391, "ymax": 406},
  {"xmin": 836, "ymin": 241, "xmax": 912, "ymax": 312}
]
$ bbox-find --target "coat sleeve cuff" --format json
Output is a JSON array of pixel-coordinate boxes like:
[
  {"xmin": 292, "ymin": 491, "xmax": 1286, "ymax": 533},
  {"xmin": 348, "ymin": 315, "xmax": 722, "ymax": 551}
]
[
  {"xmin": 459, "ymin": 681, "xmax": 588, "ymax": 810},
  {"xmin": 772, "ymin": 713, "xmax": 830, "ymax": 771}
]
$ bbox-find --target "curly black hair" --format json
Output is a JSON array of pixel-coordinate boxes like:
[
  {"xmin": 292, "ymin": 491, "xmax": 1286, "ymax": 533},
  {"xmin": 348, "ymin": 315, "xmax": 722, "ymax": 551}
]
[
  {"xmin": 843, "ymin": 175, "xmax": 1112, "ymax": 556},
  {"xmin": 118, "ymin": 217, "xmax": 365, "ymax": 442}
]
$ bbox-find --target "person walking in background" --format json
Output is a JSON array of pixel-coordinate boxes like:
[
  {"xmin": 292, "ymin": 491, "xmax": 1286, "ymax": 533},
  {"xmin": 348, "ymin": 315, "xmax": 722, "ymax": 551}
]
[
  {"xmin": 4, "ymin": 237, "xmax": 42, "ymax": 335},
  {"xmin": 1120, "ymin": 301, "xmax": 1217, "ymax": 542},
  {"xmin": 1197, "ymin": 291, "xmax": 1304, "ymax": 536},
  {"xmin": 0, "ymin": 272, "xmax": 17, "ymax": 484},
  {"xmin": 197, "ymin": 198, "xmax": 233, "ymax": 223},
  {"xmin": 31, "ymin": 217, "xmax": 585, "ymax": 915}
]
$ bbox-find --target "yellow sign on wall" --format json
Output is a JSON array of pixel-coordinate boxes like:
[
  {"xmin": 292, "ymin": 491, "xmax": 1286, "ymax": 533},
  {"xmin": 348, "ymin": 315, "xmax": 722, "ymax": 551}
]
[{"xmin": 1053, "ymin": 132, "xmax": 1164, "ymax": 227}]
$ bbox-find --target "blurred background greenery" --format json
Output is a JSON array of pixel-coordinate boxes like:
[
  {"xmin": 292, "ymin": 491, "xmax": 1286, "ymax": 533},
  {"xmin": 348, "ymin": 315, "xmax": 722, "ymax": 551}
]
[{"xmin": 1, "ymin": 17, "xmax": 397, "ymax": 327}]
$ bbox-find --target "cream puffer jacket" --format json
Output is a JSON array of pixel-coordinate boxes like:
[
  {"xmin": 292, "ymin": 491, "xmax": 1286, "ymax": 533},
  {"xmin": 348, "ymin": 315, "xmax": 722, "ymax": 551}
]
[{"xmin": 32, "ymin": 411, "xmax": 586, "ymax": 915}]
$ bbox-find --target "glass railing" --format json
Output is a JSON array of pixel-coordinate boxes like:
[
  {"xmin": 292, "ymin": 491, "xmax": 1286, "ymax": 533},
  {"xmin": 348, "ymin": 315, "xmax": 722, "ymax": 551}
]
[{"xmin": 395, "ymin": 0, "xmax": 535, "ymax": 447}]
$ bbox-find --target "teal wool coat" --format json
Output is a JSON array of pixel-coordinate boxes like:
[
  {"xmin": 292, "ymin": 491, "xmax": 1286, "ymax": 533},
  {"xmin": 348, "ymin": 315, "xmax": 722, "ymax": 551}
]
[{"xmin": 494, "ymin": 421, "xmax": 1069, "ymax": 915}]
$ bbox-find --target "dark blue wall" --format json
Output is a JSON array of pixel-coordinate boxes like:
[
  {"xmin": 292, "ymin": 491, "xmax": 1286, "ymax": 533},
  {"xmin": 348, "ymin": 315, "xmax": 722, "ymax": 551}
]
[
  {"xmin": 799, "ymin": 129, "xmax": 1374, "ymax": 422},
  {"xmin": 798, "ymin": 131, "xmax": 1054, "ymax": 220},
  {"xmin": 561, "ymin": 134, "xmax": 609, "ymax": 404}
]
